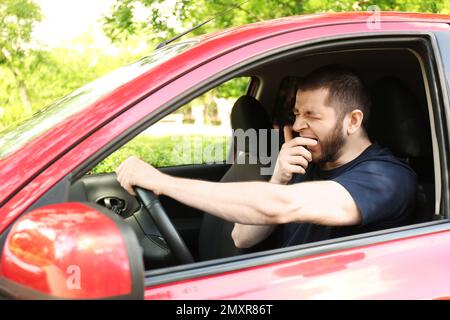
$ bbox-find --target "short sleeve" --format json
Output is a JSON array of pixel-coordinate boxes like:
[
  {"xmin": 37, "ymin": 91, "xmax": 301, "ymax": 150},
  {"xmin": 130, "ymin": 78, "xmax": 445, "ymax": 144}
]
[{"xmin": 333, "ymin": 160, "xmax": 417, "ymax": 226}]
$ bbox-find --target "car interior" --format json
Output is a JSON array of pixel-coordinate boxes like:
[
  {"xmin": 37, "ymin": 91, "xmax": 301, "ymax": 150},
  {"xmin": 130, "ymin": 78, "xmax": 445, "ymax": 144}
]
[{"xmin": 68, "ymin": 41, "xmax": 440, "ymax": 270}]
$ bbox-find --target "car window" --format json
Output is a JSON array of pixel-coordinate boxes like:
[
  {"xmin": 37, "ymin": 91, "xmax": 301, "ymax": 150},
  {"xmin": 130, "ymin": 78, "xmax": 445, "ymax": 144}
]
[
  {"xmin": 91, "ymin": 77, "xmax": 250, "ymax": 173},
  {"xmin": 0, "ymin": 40, "xmax": 197, "ymax": 159}
]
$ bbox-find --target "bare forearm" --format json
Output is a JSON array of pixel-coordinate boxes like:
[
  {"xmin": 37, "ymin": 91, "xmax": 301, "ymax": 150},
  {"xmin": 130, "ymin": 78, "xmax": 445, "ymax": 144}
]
[
  {"xmin": 157, "ymin": 175, "xmax": 284, "ymax": 224},
  {"xmin": 152, "ymin": 174, "xmax": 359, "ymax": 227},
  {"xmin": 232, "ymin": 224, "xmax": 276, "ymax": 248}
]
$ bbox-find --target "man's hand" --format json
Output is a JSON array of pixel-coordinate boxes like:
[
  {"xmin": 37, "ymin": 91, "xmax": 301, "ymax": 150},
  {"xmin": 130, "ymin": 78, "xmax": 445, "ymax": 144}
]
[
  {"xmin": 270, "ymin": 126, "xmax": 317, "ymax": 185},
  {"xmin": 115, "ymin": 156, "xmax": 166, "ymax": 196}
]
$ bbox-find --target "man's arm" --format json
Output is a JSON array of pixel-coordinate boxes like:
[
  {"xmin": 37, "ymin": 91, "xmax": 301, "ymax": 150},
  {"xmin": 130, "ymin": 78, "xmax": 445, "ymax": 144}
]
[
  {"xmin": 231, "ymin": 224, "xmax": 276, "ymax": 249},
  {"xmin": 157, "ymin": 175, "xmax": 361, "ymax": 226},
  {"xmin": 230, "ymin": 126, "xmax": 317, "ymax": 248},
  {"xmin": 116, "ymin": 157, "xmax": 361, "ymax": 226}
]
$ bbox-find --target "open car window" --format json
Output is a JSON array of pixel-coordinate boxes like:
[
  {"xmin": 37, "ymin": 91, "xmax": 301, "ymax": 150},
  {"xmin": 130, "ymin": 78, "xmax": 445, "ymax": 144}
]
[{"xmin": 91, "ymin": 77, "xmax": 250, "ymax": 173}]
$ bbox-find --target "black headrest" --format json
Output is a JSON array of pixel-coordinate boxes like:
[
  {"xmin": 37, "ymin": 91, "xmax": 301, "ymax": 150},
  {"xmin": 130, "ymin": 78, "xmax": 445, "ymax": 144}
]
[
  {"xmin": 230, "ymin": 95, "xmax": 272, "ymax": 157},
  {"xmin": 369, "ymin": 77, "xmax": 430, "ymax": 158},
  {"xmin": 231, "ymin": 95, "xmax": 272, "ymax": 131}
]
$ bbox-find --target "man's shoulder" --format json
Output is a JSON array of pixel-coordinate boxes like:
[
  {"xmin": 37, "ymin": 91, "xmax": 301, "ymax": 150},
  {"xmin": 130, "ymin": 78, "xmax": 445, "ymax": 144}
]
[{"xmin": 350, "ymin": 143, "xmax": 416, "ymax": 175}]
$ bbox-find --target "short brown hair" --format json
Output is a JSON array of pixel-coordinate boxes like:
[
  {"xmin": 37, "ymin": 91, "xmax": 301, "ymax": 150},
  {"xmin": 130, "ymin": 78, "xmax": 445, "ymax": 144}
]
[{"xmin": 297, "ymin": 65, "xmax": 371, "ymax": 130}]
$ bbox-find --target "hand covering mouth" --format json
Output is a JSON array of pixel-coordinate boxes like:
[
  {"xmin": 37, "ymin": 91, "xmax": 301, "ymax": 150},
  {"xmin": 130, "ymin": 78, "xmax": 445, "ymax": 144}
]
[
  {"xmin": 301, "ymin": 135, "xmax": 318, "ymax": 153},
  {"xmin": 301, "ymin": 135, "xmax": 319, "ymax": 142}
]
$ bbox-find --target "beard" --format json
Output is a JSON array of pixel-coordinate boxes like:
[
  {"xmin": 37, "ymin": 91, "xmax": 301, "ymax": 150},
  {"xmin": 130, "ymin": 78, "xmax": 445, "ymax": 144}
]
[{"xmin": 314, "ymin": 120, "xmax": 346, "ymax": 167}]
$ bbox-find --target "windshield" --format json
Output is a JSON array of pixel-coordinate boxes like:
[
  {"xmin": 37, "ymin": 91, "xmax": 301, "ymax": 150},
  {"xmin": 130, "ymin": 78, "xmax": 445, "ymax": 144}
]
[{"xmin": 0, "ymin": 40, "xmax": 197, "ymax": 159}]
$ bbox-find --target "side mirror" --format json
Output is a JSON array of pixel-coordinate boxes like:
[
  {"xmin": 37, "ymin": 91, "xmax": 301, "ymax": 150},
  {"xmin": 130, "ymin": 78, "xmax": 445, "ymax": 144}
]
[{"xmin": 0, "ymin": 202, "xmax": 144, "ymax": 299}]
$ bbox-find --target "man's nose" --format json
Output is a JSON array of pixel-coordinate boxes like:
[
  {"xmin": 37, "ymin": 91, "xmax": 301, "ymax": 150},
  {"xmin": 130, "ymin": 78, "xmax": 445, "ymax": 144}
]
[{"xmin": 293, "ymin": 116, "xmax": 308, "ymax": 131}]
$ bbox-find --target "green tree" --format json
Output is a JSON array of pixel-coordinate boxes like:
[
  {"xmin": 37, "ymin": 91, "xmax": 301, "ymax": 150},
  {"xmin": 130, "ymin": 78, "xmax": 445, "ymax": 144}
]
[
  {"xmin": 103, "ymin": 0, "xmax": 450, "ymax": 46},
  {"xmin": 0, "ymin": 28, "xmax": 148, "ymax": 129},
  {"xmin": 103, "ymin": 0, "xmax": 304, "ymax": 45},
  {"xmin": 0, "ymin": 0, "xmax": 42, "ymax": 113}
]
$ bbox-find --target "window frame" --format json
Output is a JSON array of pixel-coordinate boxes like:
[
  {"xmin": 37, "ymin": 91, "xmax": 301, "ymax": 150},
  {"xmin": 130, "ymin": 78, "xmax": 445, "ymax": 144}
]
[{"xmin": 91, "ymin": 76, "xmax": 252, "ymax": 172}]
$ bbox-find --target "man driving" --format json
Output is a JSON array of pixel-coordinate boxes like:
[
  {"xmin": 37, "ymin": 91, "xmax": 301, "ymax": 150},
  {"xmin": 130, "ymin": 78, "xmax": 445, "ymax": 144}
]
[{"xmin": 116, "ymin": 65, "xmax": 417, "ymax": 249}]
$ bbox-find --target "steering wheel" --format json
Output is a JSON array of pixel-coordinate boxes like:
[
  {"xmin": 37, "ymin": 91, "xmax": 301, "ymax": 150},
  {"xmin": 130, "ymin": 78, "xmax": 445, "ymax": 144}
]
[{"xmin": 134, "ymin": 187, "xmax": 194, "ymax": 265}]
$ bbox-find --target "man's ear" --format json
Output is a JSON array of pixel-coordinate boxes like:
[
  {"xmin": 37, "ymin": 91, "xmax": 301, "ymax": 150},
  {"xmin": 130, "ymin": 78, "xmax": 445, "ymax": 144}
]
[{"xmin": 345, "ymin": 109, "xmax": 364, "ymax": 135}]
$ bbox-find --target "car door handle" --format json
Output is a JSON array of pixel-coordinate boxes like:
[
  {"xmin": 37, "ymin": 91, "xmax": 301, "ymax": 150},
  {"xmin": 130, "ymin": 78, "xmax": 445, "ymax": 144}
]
[{"xmin": 97, "ymin": 196, "xmax": 127, "ymax": 215}]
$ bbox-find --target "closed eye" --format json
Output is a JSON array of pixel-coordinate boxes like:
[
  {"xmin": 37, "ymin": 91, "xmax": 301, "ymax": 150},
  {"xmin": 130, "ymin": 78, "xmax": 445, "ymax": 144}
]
[{"xmin": 292, "ymin": 108, "xmax": 322, "ymax": 119}]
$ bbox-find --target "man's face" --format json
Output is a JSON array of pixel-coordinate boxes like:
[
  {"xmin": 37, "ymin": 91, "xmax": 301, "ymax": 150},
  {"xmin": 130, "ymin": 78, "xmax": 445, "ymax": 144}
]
[{"xmin": 292, "ymin": 88, "xmax": 346, "ymax": 165}]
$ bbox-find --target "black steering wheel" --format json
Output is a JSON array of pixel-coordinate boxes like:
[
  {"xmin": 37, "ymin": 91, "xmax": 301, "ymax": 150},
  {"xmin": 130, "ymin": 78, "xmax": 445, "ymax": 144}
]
[{"xmin": 134, "ymin": 187, "xmax": 194, "ymax": 265}]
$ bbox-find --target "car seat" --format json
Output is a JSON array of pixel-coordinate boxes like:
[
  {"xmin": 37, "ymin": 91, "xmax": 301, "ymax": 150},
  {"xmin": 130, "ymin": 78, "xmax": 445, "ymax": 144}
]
[
  {"xmin": 198, "ymin": 95, "xmax": 274, "ymax": 261},
  {"xmin": 369, "ymin": 76, "xmax": 435, "ymax": 223}
]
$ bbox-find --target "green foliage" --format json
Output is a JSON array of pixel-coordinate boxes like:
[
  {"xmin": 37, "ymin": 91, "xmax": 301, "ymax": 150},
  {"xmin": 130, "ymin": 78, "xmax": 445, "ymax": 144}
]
[
  {"xmin": 103, "ymin": 0, "xmax": 450, "ymax": 46},
  {"xmin": 90, "ymin": 134, "xmax": 231, "ymax": 173},
  {"xmin": 303, "ymin": 0, "xmax": 449, "ymax": 13},
  {"xmin": 175, "ymin": 77, "xmax": 249, "ymax": 123},
  {"xmin": 215, "ymin": 77, "xmax": 249, "ymax": 99},
  {"xmin": 103, "ymin": 0, "xmax": 137, "ymax": 42},
  {"xmin": 0, "ymin": 30, "xmax": 147, "ymax": 130},
  {"xmin": 0, "ymin": 0, "xmax": 42, "ymax": 60},
  {"xmin": 0, "ymin": 0, "xmax": 42, "ymax": 115}
]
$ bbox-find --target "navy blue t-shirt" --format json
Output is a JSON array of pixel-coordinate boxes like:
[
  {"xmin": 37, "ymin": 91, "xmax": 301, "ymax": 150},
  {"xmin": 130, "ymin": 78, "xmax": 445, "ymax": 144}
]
[{"xmin": 281, "ymin": 143, "xmax": 417, "ymax": 247}]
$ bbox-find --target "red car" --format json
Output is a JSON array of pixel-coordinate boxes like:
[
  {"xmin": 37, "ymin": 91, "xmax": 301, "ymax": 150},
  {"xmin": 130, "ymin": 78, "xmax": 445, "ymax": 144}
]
[{"xmin": 0, "ymin": 11, "xmax": 450, "ymax": 300}]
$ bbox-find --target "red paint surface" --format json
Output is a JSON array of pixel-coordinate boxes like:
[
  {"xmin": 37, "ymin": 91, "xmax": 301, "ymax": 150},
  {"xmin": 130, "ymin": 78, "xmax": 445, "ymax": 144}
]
[{"xmin": 145, "ymin": 229, "xmax": 450, "ymax": 299}]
